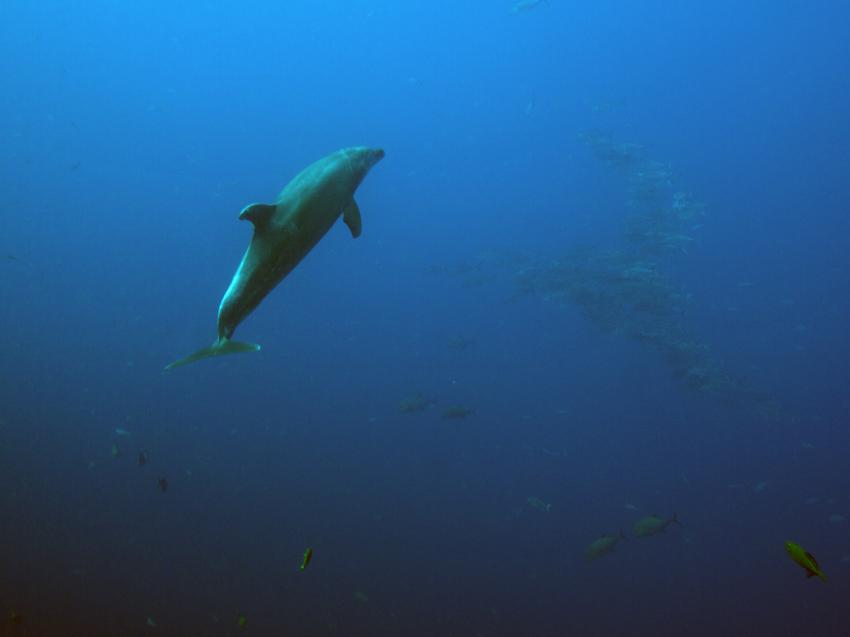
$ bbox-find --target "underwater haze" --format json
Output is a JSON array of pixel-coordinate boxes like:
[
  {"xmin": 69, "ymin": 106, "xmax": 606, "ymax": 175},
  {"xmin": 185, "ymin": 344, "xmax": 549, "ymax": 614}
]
[{"xmin": 2, "ymin": 1, "xmax": 850, "ymax": 635}]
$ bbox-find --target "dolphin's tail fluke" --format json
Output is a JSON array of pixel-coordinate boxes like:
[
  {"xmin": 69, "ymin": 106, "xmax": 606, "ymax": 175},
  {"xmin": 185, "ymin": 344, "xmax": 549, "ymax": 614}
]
[{"xmin": 164, "ymin": 338, "xmax": 261, "ymax": 372}]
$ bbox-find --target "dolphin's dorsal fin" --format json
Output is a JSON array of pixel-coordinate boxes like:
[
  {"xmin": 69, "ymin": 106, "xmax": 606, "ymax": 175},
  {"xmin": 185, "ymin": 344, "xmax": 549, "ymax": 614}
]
[
  {"xmin": 239, "ymin": 203, "xmax": 276, "ymax": 230},
  {"xmin": 343, "ymin": 198, "xmax": 361, "ymax": 238}
]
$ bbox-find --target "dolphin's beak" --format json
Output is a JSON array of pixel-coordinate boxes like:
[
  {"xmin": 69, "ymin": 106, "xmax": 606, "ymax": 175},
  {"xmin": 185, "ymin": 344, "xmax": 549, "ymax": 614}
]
[{"xmin": 372, "ymin": 148, "xmax": 385, "ymax": 163}]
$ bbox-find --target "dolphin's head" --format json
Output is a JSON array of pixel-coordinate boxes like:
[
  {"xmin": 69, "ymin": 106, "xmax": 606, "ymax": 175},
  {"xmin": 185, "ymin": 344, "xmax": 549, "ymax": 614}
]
[
  {"xmin": 344, "ymin": 147, "xmax": 385, "ymax": 187},
  {"xmin": 347, "ymin": 146, "xmax": 384, "ymax": 169},
  {"xmin": 363, "ymin": 147, "xmax": 385, "ymax": 169}
]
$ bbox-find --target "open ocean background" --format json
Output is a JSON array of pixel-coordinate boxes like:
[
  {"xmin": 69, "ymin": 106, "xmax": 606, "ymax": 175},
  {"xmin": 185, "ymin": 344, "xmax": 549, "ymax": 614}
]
[{"xmin": 2, "ymin": 2, "xmax": 849, "ymax": 635}]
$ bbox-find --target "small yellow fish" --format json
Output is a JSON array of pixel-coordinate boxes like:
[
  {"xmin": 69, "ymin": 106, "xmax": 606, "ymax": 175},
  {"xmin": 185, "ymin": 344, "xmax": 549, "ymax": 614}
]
[
  {"xmin": 526, "ymin": 496, "xmax": 552, "ymax": 513},
  {"xmin": 586, "ymin": 530, "xmax": 627, "ymax": 561},
  {"xmin": 633, "ymin": 513, "xmax": 680, "ymax": 538},
  {"xmin": 442, "ymin": 405, "xmax": 474, "ymax": 420},
  {"xmin": 785, "ymin": 541, "xmax": 827, "ymax": 582},
  {"xmin": 300, "ymin": 547, "xmax": 313, "ymax": 571}
]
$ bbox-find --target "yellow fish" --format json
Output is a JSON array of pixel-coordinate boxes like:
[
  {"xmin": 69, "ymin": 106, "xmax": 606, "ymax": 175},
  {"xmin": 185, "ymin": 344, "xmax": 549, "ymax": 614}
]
[
  {"xmin": 785, "ymin": 541, "xmax": 827, "ymax": 582},
  {"xmin": 300, "ymin": 547, "xmax": 313, "ymax": 571}
]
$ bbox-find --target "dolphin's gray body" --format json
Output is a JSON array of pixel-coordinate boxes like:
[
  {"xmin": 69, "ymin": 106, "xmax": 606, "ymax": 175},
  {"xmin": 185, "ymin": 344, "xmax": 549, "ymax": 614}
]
[
  {"xmin": 166, "ymin": 146, "xmax": 385, "ymax": 371},
  {"xmin": 511, "ymin": 0, "xmax": 547, "ymax": 14}
]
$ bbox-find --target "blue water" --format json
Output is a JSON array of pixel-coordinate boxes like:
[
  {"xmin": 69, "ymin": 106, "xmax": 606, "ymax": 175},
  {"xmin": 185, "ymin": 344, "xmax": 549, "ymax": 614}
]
[{"xmin": 2, "ymin": 2, "xmax": 850, "ymax": 635}]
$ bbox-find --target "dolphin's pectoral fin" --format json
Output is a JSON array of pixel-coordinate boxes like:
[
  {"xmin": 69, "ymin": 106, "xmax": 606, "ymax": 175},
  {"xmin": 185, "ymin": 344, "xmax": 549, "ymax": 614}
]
[
  {"xmin": 343, "ymin": 198, "xmax": 362, "ymax": 238},
  {"xmin": 164, "ymin": 338, "xmax": 261, "ymax": 372},
  {"xmin": 239, "ymin": 203, "xmax": 276, "ymax": 230}
]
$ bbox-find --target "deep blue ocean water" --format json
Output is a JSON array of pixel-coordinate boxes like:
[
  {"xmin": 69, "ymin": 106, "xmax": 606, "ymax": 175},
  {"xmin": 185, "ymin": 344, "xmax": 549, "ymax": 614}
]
[{"xmin": 2, "ymin": 2, "xmax": 850, "ymax": 635}]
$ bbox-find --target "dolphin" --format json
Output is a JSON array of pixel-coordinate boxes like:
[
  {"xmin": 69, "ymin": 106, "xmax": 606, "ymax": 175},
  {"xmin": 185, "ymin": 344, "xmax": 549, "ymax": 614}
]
[
  {"xmin": 165, "ymin": 146, "xmax": 385, "ymax": 371},
  {"xmin": 511, "ymin": 0, "xmax": 548, "ymax": 14}
]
